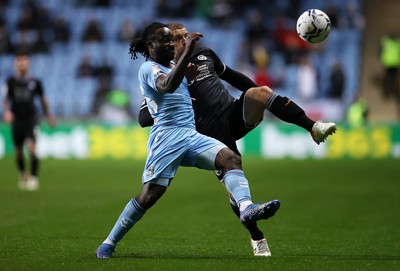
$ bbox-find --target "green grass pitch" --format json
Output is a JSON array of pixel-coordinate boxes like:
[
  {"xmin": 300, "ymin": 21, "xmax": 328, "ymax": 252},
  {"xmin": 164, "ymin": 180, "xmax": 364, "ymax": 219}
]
[{"xmin": 0, "ymin": 158, "xmax": 399, "ymax": 271}]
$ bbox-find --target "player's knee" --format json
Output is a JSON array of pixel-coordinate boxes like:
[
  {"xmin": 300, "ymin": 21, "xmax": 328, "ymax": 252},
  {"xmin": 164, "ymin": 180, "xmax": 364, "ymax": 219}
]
[
  {"xmin": 215, "ymin": 148, "xmax": 242, "ymax": 172},
  {"xmin": 247, "ymin": 86, "xmax": 273, "ymax": 101},
  {"xmin": 137, "ymin": 183, "xmax": 167, "ymax": 209}
]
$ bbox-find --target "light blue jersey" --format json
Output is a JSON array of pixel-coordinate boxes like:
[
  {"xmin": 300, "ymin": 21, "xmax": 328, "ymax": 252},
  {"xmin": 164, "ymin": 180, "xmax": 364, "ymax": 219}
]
[
  {"xmin": 138, "ymin": 60, "xmax": 195, "ymax": 132},
  {"xmin": 138, "ymin": 60, "xmax": 226, "ymax": 185}
]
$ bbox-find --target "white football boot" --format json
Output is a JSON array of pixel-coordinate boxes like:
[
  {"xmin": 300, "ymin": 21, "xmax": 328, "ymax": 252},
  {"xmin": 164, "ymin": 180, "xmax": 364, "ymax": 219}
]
[
  {"xmin": 26, "ymin": 176, "xmax": 39, "ymax": 191},
  {"xmin": 311, "ymin": 121, "xmax": 337, "ymax": 144},
  {"xmin": 18, "ymin": 172, "xmax": 29, "ymax": 190},
  {"xmin": 251, "ymin": 238, "xmax": 271, "ymax": 257}
]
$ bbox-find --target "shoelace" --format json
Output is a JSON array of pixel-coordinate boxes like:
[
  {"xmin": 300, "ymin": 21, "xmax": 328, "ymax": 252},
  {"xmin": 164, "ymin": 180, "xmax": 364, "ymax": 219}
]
[{"xmin": 256, "ymin": 241, "xmax": 269, "ymax": 253}]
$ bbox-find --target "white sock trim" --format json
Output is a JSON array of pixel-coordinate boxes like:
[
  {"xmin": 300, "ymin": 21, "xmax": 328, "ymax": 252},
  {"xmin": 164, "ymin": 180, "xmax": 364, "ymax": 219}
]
[
  {"xmin": 103, "ymin": 238, "xmax": 116, "ymax": 246},
  {"xmin": 239, "ymin": 200, "xmax": 253, "ymax": 211}
]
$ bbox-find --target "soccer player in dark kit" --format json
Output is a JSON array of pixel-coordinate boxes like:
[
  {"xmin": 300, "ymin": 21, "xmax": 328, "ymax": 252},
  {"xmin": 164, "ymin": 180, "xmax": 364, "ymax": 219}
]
[
  {"xmin": 139, "ymin": 23, "xmax": 337, "ymax": 256},
  {"xmin": 2, "ymin": 52, "xmax": 56, "ymax": 191}
]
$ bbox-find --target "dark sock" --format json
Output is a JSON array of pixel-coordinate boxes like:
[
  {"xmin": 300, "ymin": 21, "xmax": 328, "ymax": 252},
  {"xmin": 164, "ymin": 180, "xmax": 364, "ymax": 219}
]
[
  {"xmin": 268, "ymin": 95, "xmax": 315, "ymax": 132},
  {"xmin": 230, "ymin": 202, "xmax": 264, "ymax": 241},
  {"xmin": 16, "ymin": 156, "xmax": 25, "ymax": 173},
  {"xmin": 30, "ymin": 154, "xmax": 39, "ymax": 177}
]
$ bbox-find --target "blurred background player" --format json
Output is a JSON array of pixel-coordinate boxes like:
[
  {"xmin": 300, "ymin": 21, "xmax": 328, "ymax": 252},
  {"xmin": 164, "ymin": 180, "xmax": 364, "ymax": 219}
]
[
  {"xmin": 139, "ymin": 22, "xmax": 336, "ymax": 256},
  {"xmin": 2, "ymin": 51, "xmax": 56, "ymax": 190}
]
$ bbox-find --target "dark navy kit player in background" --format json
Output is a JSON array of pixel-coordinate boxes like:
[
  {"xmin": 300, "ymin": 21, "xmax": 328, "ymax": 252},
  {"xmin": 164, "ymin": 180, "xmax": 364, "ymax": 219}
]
[
  {"xmin": 2, "ymin": 52, "xmax": 56, "ymax": 191},
  {"xmin": 139, "ymin": 23, "xmax": 336, "ymax": 256}
]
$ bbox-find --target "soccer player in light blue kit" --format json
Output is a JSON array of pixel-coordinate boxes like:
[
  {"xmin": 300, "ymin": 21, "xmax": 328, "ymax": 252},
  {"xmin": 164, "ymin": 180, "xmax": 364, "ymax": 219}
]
[{"xmin": 96, "ymin": 22, "xmax": 280, "ymax": 258}]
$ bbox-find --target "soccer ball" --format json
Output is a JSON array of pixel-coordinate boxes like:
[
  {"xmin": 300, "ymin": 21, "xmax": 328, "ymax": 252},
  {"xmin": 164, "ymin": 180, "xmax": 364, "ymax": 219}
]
[{"xmin": 296, "ymin": 9, "xmax": 331, "ymax": 43}]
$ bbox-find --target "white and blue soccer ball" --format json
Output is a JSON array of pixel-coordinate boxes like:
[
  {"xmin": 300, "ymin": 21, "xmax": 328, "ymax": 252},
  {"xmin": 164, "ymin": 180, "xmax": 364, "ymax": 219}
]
[{"xmin": 296, "ymin": 9, "xmax": 331, "ymax": 43}]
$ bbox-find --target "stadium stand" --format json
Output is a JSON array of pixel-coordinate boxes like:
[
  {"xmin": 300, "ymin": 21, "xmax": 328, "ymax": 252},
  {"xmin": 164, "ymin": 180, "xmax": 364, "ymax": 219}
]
[{"xmin": 0, "ymin": 0, "xmax": 364, "ymax": 121}]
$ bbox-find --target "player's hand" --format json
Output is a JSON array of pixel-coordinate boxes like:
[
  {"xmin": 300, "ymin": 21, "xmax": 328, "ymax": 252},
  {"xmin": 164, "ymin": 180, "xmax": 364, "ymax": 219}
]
[
  {"xmin": 3, "ymin": 110, "xmax": 14, "ymax": 123},
  {"xmin": 184, "ymin": 32, "xmax": 203, "ymax": 54},
  {"xmin": 47, "ymin": 114, "xmax": 56, "ymax": 128},
  {"xmin": 186, "ymin": 62, "xmax": 198, "ymax": 83}
]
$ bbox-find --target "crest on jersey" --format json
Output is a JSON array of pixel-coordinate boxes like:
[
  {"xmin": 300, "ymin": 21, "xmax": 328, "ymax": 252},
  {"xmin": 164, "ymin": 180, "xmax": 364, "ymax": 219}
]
[{"xmin": 197, "ymin": 55, "xmax": 207, "ymax": 61}]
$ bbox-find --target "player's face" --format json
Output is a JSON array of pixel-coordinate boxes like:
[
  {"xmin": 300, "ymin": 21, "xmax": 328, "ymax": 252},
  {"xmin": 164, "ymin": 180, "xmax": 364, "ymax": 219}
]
[
  {"xmin": 150, "ymin": 27, "xmax": 175, "ymax": 63},
  {"xmin": 14, "ymin": 55, "xmax": 30, "ymax": 76},
  {"xmin": 171, "ymin": 27, "xmax": 188, "ymax": 62}
]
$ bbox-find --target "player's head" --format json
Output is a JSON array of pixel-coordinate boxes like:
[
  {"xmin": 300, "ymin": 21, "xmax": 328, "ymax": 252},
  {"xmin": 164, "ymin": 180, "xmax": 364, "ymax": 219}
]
[
  {"xmin": 167, "ymin": 22, "xmax": 188, "ymax": 62},
  {"xmin": 129, "ymin": 22, "xmax": 174, "ymax": 63},
  {"xmin": 14, "ymin": 51, "xmax": 30, "ymax": 76}
]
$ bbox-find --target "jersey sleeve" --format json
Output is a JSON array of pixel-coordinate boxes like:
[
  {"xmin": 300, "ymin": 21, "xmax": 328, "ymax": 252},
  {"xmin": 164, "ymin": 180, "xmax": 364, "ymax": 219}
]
[
  {"xmin": 207, "ymin": 48, "xmax": 226, "ymax": 76},
  {"xmin": 35, "ymin": 79, "xmax": 44, "ymax": 97},
  {"xmin": 1, "ymin": 81, "xmax": 9, "ymax": 99},
  {"xmin": 139, "ymin": 62, "xmax": 165, "ymax": 94}
]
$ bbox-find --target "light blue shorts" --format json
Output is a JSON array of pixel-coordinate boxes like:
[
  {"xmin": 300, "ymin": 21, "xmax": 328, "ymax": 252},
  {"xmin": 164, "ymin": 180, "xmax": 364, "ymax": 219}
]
[{"xmin": 142, "ymin": 127, "xmax": 226, "ymax": 186}]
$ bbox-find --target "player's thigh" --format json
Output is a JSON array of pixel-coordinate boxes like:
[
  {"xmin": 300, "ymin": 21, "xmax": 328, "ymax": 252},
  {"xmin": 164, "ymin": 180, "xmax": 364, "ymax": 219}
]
[
  {"xmin": 243, "ymin": 86, "xmax": 272, "ymax": 125},
  {"xmin": 182, "ymin": 133, "xmax": 226, "ymax": 170},
  {"xmin": 11, "ymin": 123, "xmax": 26, "ymax": 147},
  {"xmin": 142, "ymin": 128, "xmax": 191, "ymax": 184}
]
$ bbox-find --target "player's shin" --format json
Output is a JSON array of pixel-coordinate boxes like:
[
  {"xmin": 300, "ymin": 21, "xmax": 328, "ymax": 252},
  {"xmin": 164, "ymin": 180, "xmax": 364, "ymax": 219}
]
[
  {"xmin": 223, "ymin": 169, "xmax": 252, "ymax": 211},
  {"xmin": 103, "ymin": 198, "xmax": 146, "ymax": 246},
  {"xmin": 268, "ymin": 95, "xmax": 315, "ymax": 131}
]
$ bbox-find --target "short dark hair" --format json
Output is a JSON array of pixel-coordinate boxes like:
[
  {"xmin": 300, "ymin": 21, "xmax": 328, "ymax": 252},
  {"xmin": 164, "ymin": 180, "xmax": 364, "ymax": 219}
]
[
  {"xmin": 128, "ymin": 22, "xmax": 167, "ymax": 60},
  {"xmin": 166, "ymin": 22, "xmax": 185, "ymax": 31},
  {"xmin": 15, "ymin": 49, "xmax": 30, "ymax": 58}
]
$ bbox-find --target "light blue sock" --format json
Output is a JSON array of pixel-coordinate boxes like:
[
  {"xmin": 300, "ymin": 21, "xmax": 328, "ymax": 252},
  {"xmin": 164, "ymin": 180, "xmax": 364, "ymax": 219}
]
[
  {"xmin": 105, "ymin": 198, "xmax": 146, "ymax": 246},
  {"xmin": 223, "ymin": 169, "xmax": 252, "ymax": 206}
]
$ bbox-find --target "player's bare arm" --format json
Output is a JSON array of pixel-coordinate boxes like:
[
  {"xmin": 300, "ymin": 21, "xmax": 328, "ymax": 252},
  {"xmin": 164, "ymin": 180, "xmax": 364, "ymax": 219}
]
[
  {"xmin": 40, "ymin": 96, "xmax": 56, "ymax": 128},
  {"xmin": 2, "ymin": 98, "xmax": 14, "ymax": 123},
  {"xmin": 156, "ymin": 32, "xmax": 202, "ymax": 93}
]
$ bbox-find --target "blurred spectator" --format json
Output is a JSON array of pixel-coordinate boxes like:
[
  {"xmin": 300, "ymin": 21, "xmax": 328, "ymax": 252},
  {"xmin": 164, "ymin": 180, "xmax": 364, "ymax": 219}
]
[
  {"xmin": 81, "ymin": 18, "xmax": 103, "ymax": 43},
  {"xmin": 98, "ymin": 88, "xmax": 131, "ymax": 125},
  {"xmin": 35, "ymin": 5, "xmax": 53, "ymax": 31},
  {"xmin": 296, "ymin": 55, "xmax": 317, "ymax": 102},
  {"xmin": 273, "ymin": 15, "xmax": 310, "ymax": 64},
  {"xmin": 243, "ymin": 9, "xmax": 269, "ymax": 64},
  {"xmin": 75, "ymin": 0, "xmax": 110, "ymax": 7},
  {"xmin": 325, "ymin": 4, "xmax": 339, "ymax": 28},
  {"xmin": 251, "ymin": 42, "xmax": 274, "ymax": 87},
  {"xmin": 175, "ymin": 0, "xmax": 196, "ymax": 18},
  {"xmin": 155, "ymin": 0, "xmax": 175, "ymax": 18},
  {"xmin": 92, "ymin": 76, "xmax": 111, "ymax": 115},
  {"xmin": 32, "ymin": 29, "xmax": 50, "ymax": 54},
  {"xmin": 0, "ymin": 0, "xmax": 9, "ymax": 9},
  {"xmin": 77, "ymin": 55, "xmax": 95, "ymax": 77},
  {"xmin": 347, "ymin": 92, "xmax": 368, "ymax": 127},
  {"xmin": 117, "ymin": 19, "xmax": 137, "ymax": 43},
  {"xmin": 16, "ymin": 0, "xmax": 43, "ymax": 31},
  {"xmin": 94, "ymin": 58, "xmax": 114, "ymax": 80},
  {"xmin": 209, "ymin": 0, "xmax": 235, "ymax": 28},
  {"xmin": 254, "ymin": 66, "xmax": 274, "ymax": 88},
  {"xmin": 341, "ymin": 2, "xmax": 365, "ymax": 30},
  {"xmin": 0, "ymin": 17, "xmax": 14, "ymax": 54},
  {"xmin": 17, "ymin": 5, "xmax": 36, "ymax": 31},
  {"xmin": 327, "ymin": 60, "xmax": 346, "ymax": 100},
  {"xmin": 380, "ymin": 32, "xmax": 400, "ymax": 99},
  {"xmin": 244, "ymin": 9, "xmax": 268, "ymax": 43},
  {"xmin": 53, "ymin": 17, "xmax": 71, "ymax": 43},
  {"xmin": 14, "ymin": 30, "xmax": 34, "ymax": 54}
]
